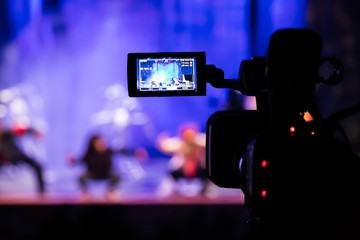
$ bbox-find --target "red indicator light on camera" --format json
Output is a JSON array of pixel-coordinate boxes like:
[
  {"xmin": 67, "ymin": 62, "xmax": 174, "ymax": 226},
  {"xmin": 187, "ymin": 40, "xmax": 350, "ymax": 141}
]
[
  {"xmin": 261, "ymin": 190, "xmax": 267, "ymax": 198},
  {"xmin": 289, "ymin": 126, "xmax": 295, "ymax": 133},
  {"xmin": 261, "ymin": 160, "xmax": 268, "ymax": 168}
]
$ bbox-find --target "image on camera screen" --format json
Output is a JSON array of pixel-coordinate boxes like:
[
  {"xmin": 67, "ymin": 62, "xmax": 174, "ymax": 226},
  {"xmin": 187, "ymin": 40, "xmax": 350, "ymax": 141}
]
[{"xmin": 136, "ymin": 57, "xmax": 197, "ymax": 93}]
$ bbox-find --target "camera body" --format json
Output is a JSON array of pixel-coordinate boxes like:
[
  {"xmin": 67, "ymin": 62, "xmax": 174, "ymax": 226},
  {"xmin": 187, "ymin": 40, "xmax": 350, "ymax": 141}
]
[
  {"xmin": 127, "ymin": 29, "xmax": 354, "ymax": 220},
  {"xmin": 207, "ymin": 28, "xmax": 327, "ymax": 214}
]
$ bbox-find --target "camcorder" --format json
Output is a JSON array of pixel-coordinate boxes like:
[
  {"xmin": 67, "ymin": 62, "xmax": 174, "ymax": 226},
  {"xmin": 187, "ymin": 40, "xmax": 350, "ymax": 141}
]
[{"xmin": 128, "ymin": 28, "xmax": 360, "ymax": 238}]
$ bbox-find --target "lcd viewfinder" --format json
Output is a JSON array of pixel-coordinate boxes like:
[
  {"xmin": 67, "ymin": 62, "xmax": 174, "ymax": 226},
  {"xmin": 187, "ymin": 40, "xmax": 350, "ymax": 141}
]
[{"xmin": 128, "ymin": 52, "xmax": 206, "ymax": 97}]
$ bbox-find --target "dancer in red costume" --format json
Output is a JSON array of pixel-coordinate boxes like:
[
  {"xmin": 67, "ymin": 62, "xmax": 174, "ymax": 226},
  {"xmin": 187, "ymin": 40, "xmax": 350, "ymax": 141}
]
[
  {"xmin": 0, "ymin": 121, "xmax": 45, "ymax": 193},
  {"xmin": 157, "ymin": 122, "xmax": 208, "ymax": 195}
]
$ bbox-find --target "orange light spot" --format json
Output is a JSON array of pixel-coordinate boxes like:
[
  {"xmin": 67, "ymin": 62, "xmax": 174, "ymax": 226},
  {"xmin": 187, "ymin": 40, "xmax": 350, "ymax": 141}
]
[{"xmin": 304, "ymin": 111, "xmax": 314, "ymax": 122}]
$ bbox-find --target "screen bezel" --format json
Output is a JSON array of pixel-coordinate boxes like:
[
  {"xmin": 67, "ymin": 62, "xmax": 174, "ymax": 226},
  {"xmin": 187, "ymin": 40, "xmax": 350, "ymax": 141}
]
[{"xmin": 127, "ymin": 52, "xmax": 206, "ymax": 97}]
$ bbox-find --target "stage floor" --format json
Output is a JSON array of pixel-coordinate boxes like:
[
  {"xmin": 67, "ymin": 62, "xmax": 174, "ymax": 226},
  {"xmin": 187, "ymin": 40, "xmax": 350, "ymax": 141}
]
[
  {"xmin": 0, "ymin": 192, "xmax": 244, "ymax": 205},
  {"xmin": 0, "ymin": 157, "xmax": 244, "ymax": 205}
]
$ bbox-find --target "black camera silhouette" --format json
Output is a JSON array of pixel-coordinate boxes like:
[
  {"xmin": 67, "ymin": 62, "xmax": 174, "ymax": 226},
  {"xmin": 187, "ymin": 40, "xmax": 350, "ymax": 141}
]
[{"xmin": 128, "ymin": 28, "xmax": 360, "ymax": 238}]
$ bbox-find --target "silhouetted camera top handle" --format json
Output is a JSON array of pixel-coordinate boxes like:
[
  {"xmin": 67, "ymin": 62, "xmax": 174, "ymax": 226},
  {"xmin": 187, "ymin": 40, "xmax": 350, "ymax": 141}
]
[{"xmin": 207, "ymin": 29, "xmax": 345, "ymax": 132}]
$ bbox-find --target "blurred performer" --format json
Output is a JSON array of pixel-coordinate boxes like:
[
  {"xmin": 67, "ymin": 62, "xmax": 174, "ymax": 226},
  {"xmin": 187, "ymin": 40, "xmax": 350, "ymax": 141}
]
[
  {"xmin": 68, "ymin": 134, "xmax": 147, "ymax": 201},
  {"xmin": 157, "ymin": 122, "xmax": 208, "ymax": 195},
  {"xmin": 0, "ymin": 121, "xmax": 45, "ymax": 193}
]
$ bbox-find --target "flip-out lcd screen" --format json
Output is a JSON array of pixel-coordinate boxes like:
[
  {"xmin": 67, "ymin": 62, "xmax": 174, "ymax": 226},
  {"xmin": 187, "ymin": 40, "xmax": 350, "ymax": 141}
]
[{"xmin": 128, "ymin": 52, "xmax": 205, "ymax": 97}]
